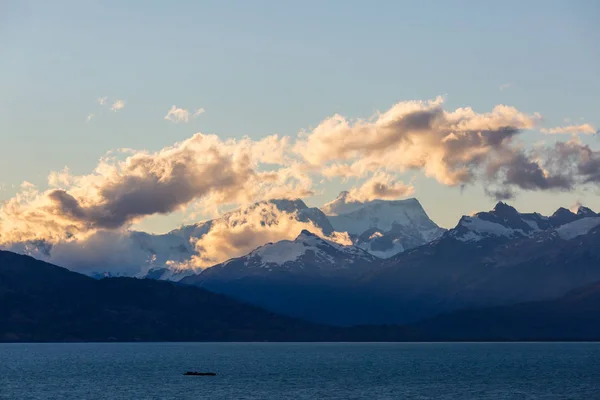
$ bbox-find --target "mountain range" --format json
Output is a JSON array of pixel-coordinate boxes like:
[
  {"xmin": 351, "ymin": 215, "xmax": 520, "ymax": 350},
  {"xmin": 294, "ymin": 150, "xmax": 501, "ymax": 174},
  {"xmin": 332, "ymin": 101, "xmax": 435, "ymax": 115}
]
[
  {"xmin": 181, "ymin": 201, "xmax": 600, "ymax": 325},
  {"xmin": 3, "ymin": 194, "xmax": 445, "ymax": 279},
  {"xmin": 2, "ymin": 248, "xmax": 600, "ymax": 342},
  {"xmin": 2, "ymin": 192, "xmax": 600, "ymax": 336}
]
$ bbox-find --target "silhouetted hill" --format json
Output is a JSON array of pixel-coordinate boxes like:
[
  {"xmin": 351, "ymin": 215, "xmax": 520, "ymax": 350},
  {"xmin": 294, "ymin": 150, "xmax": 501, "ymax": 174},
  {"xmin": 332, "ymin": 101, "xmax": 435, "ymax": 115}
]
[
  {"xmin": 407, "ymin": 282, "xmax": 600, "ymax": 341},
  {"xmin": 0, "ymin": 250, "xmax": 339, "ymax": 342},
  {"xmin": 3, "ymin": 249, "xmax": 600, "ymax": 342}
]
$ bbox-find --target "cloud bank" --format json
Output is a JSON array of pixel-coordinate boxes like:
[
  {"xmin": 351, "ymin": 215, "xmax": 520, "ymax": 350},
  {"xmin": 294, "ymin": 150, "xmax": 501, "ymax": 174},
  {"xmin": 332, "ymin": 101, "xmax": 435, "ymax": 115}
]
[
  {"xmin": 0, "ymin": 133, "xmax": 306, "ymax": 245},
  {"xmin": 2, "ymin": 96, "xmax": 600, "ymax": 272}
]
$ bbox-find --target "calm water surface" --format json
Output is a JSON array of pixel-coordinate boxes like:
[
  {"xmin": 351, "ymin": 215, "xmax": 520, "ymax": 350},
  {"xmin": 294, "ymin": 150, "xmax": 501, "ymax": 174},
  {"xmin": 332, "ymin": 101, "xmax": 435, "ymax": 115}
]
[{"xmin": 1, "ymin": 342, "xmax": 599, "ymax": 399}]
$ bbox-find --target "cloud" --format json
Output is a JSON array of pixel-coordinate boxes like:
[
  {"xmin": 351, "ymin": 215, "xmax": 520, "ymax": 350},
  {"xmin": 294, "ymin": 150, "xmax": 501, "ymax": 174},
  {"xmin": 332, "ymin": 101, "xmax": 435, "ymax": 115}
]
[
  {"xmin": 110, "ymin": 100, "xmax": 125, "ymax": 112},
  {"xmin": 86, "ymin": 114, "xmax": 94, "ymax": 122},
  {"xmin": 295, "ymin": 97, "xmax": 600, "ymax": 199},
  {"xmin": 345, "ymin": 172, "xmax": 414, "ymax": 202},
  {"xmin": 484, "ymin": 187, "xmax": 515, "ymax": 201},
  {"xmin": 97, "ymin": 97, "xmax": 107, "ymax": 105},
  {"xmin": 550, "ymin": 139, "xmax": 600, "ymax": 184},
  {"xmin": 4, "ymin": 230, "xmax": 156, "ymax": 276},
  {"xmin": 295, "ymin": 97, "xmax": 540, "ymax": 187},
  {"xmin": 570, "ymin": 200, "xmax": 583, "ymax": 213},
  {"xmin": 2, "ymin": 200, "xmax": 352, "ymax": 275},
  {"xmin": 499, "ymin": 83, "xmax": 513, "ymax": 91},
  {"xmin": 0, "ymin": 133, "xmax": 298, "ymax": 244},
  {"xmin": 494, "ymin": 151, "xmax": 572, "ymax": 191},
  {"xmin": 164, "ymin": 106, "xmax": 205, "ymax": 123},
  {"xmin": 540, "ymin": 124, "xmax": 598, "ymax": 135},
  {"xmin": 186, "ymin": 202, "xmax": 350, "ymax": 268},
  {"xmin": 48, "ymin": 167, "xmax": 73, "ymax": 187}
]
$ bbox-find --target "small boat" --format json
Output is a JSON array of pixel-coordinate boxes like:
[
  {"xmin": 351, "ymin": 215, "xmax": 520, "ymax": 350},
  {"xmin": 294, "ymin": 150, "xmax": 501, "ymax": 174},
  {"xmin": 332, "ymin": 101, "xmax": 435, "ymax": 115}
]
[{"xmin": 184, "ymin": 371, "xmax": 216, "ymax": 376}]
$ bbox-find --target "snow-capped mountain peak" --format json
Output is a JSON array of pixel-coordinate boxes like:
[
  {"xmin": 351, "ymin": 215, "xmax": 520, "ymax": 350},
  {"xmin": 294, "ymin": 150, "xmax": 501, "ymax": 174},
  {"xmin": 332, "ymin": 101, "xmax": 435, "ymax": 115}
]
[
  {"xmin": 549, "ymin": 207, "xmax": 580, "ymax": 227},
  {"xmin": 576, "ymin": 206, "xmax": 597, "ymax": 217},
  {"xmin": 325, "ymin": 197, "xmax": 438, "ymax": 234},
  {"xmin": 451, "ymin": 202, "xmax": 541, "ymax": 242},
  {"xmin": 321, "ymin": 194, "xmax": 446, "ymax": 258},
  {"xmin": 449, "ymin": 203, "xmax": 598, "ymax": 243},
  {"xmin": 189, "ymin": 229, "xmax": 379, "ymax": 282},
  {"xmin": 295, "ymin": 229, "xmax": 320, "ymax": 241}
]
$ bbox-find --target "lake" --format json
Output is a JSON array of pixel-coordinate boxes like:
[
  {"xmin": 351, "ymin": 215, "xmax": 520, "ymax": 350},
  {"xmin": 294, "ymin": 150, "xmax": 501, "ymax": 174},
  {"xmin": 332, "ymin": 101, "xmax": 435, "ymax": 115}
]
[{"xmin": 1, "ymin": 342, "xmax": 599, "ymax": 399}]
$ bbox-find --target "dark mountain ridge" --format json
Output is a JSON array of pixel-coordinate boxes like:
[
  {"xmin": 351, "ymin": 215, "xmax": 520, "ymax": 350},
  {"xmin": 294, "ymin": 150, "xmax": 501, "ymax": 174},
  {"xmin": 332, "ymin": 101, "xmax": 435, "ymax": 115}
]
[
  {"xmin": 0, "ymin": 250, "xmax": 339, "ymax": 342},
  {"xmin": 3, "ymin": 249, "xmax": 600, "ymax": 342}
]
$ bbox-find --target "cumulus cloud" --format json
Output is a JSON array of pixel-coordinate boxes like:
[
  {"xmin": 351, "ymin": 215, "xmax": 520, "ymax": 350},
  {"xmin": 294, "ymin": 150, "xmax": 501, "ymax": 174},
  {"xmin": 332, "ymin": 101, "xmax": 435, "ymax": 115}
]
[
  {"xmin": 549, "ymin": 139, "xmax": 600, "ymax": 184},
  {"xmin": 48, "ymin": 167, "xmax": 73, "ymax": 188},
  {"xmin": 110, "ymin": 100, "xmax": 125, "ymax": 111},
  {"xmin": 0, "ymin": 133, "xmax": 297, "ymax": 245},
  {"xmin": 345, "ymin": 172, "xmax": 414, "ymax": 203},
  {"xmin": 295, "ymin": 97, "xmax": 540, "ymax": 187},
  {"xmin": 164, "ymin": 106, "xmax": 189, "ymax": 123},
  {"xmin": 86, "ymin": 114, "xmax": 94, "ymax": 122},
  {"xmin": 484, "ymin": 149, "xmax": 573, "ymax": 192},
  {"xmin": 164, "ymin": 106, "xmax": 205, "ymax": 123},
  {"xmin": 541, "ymin": 124, "xmax": 598, "ymax": 135},
  {"xmin": 97, "ymin": 97, "xmax": 107, "ymax": 105},
  {"xmin": 296, "ymin": 97, "xmax": 600, "ymax": 200}
]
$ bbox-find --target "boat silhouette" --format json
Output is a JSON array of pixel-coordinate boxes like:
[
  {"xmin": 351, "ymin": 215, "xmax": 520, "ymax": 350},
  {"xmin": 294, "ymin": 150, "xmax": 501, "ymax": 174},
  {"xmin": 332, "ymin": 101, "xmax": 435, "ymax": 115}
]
[{"xmin": 184, "ymin": 371, "xmax": 217, "ymax": 376}]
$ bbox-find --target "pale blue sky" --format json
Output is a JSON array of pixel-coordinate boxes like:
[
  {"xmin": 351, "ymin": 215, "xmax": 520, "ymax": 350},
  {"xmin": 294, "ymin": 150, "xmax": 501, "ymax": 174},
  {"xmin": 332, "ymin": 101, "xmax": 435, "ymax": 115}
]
[{"xmin": 1, "ymin": 0, "xmax": 599, "ymax": 231}]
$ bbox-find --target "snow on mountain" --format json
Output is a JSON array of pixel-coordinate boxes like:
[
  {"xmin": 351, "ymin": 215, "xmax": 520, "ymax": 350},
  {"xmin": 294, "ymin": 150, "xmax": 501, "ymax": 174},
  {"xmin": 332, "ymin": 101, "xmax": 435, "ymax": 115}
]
[
  {"xmin": 453, "ymin": 216, "xmax": 527, "ymax": 242},
  {"xmin": 450, "ymin": 202, "xmax": 534, "ymax": 242},
  {"xmin": 185, "ymin": 229, "xmax": 379, "ymax": 282},
  {"xmin": 326, "ymin": 197, "xmax": 436, "ymax": 234},
  {"xmin": 321, "ymin": 194, "xmax": 445, "ymax": 258},
  {"xmin": 449, "ymin": 202, "xmax": 598, "ymax": 243},
  {"xmin": 555, "ymin": 217, "xmax": 600, "ymax": 240}
]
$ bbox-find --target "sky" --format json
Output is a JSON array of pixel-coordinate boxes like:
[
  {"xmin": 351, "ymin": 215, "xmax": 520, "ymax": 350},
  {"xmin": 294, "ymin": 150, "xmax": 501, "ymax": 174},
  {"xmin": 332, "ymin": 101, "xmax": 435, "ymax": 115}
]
[{"xmin": 1, "ymin": 0, "xmax": 600, "ymax": 237}]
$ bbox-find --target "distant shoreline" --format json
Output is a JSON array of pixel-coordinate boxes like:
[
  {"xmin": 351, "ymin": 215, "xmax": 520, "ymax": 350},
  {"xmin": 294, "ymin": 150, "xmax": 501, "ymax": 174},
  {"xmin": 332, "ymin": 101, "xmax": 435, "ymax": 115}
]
[{"xmin": 3, "ymin": 340, "xmax": 600, "ymax": 344}]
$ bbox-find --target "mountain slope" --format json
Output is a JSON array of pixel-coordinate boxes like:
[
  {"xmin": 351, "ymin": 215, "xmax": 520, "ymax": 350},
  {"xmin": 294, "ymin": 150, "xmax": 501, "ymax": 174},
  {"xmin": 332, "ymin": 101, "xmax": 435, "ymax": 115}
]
[
  {"xmin": 180, "ymin": 230, "xmax": 387, "ymax": 326},
  {"xmin": 408, "ymin": 281, "xmax": 600, "ymax": 341},
  {"xmin": 185, "ymin": 230, "xmax": 378, "ymax": 283},
  {"xmin": 359, "ymin": 203, "xmax": 600, "ymax": 321},
  {"xmin": 0, "ymin": 250, "xmax": 341, "ymax": 342}
]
